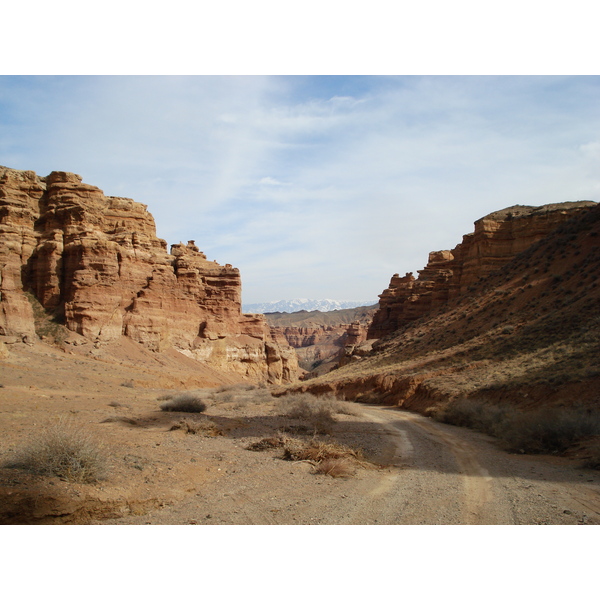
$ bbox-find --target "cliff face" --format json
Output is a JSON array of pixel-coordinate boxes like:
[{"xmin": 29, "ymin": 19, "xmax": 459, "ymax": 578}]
[
  {"xmin": 0, "ymin": 167, "xmax": 297, "ymax": 383},
  {"xmin": 368, "ymin": 202, "xmax": 597, "ymax": 339}
]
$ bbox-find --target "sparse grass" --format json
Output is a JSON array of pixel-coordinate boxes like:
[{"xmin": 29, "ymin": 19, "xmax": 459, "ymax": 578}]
[
  {"xmin": 435, "ymin": 399, "xmax": 600, "ymax": 455},
  {"xmin": 160, "ymin": 392, "xmax": 208, "ymax": 413},
  {"xmin": 24, "ymin": 292, "xmax": 69, "ymax": 345},
  {"xmin": 169, "ymin": 418, "xmax": 222, "ymax": 436},
  {"xmin": 582, "ymin": 441, "xmax": 600, "ymax": 470},
  {"xmin": 500, "ymin": 407, "xmax": 600, "ymax": 454},
  {"xmin": 216, "ymin": 383, "xmax": 257, "ymax": 393},
  {"xmin": 434, "ymin": 398, "xmax": 517, "ymax": 438},
  {"xmin": 214, "ymin": 385, "xmax": 273, "ymax": 407},
  {"xmin": 278, "ymin": 393, "xmax": 336, "ymax": 433},
  {"xmin": 323, "ymin": 397, "xmax": 360, "ymax": 416},
  {"xmin": 6, "ymin": 418, "xmax": 109, "ymax": 483}
]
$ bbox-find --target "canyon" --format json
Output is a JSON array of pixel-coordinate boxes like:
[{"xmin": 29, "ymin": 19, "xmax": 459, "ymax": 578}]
[
  {"xmin": 266, "ymin": 304, "xmax": 377, "ymax": 375},
  {"xmin": 0, "ymin": 167, "xmax": 297, "ymax": 384},
  {"xmin": 1, "ymin": 165, "xmax": 599, "ymax": 526},
  {"xmin": 295, "ymin": 200, "xmax": 600, "ymax": 413}
]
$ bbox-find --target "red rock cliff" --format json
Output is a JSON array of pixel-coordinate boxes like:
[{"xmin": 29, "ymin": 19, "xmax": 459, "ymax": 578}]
[
  {"xmin": 0, "ymin": 167, "xmax": 298, "ymax": 383},
  {"xmin": 368, "ymin": 202, "xmax": 597, "ymax": 339}
]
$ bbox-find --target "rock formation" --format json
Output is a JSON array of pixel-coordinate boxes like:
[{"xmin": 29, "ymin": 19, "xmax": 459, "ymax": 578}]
[
  {"xmin": 0, "ymin": 166, "xmax": 298, "ymax": 383},
  {"xmin": 368, "ymin": 202, "xmax": 597, "ymax": 339},
  {"xmin": 268, "ymin": 313, "xmax": 373, "ymax": 376}
]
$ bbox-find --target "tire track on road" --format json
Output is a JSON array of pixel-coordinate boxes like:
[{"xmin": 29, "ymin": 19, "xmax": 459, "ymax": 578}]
[{"xmin": 360, "ymin": 407, "xmax": 498, "ymax": 524}]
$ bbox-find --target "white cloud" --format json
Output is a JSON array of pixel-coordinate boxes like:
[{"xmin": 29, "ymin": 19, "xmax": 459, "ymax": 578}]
[
  {"xmin": 259, "ymin": 176, "xmax": 287, "ymax": 186},
  {"xmin": 1, "ymin": 75, "xmax": 599, "ymax": 303}
]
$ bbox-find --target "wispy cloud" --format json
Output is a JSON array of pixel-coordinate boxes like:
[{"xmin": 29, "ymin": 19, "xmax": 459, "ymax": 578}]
[{"xmin": 1, "ymin": 75, "xmax": 599, "ymax": 303}]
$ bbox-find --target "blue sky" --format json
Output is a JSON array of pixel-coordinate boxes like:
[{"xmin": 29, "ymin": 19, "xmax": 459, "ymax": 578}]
[{"xmin": 1, "ymin": 75, "xmax": 600, "ymax": 304}]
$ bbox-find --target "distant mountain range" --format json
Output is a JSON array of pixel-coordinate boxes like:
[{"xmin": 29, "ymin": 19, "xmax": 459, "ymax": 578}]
[{"xmin": 243, "ymin": 298, "xmax": 378, "ymax": 314}]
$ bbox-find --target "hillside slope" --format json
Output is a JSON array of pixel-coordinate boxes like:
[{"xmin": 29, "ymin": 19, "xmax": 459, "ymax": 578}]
[{"xmin": 294, "ymin": 202, "xmax": 600, "ymax": 412}]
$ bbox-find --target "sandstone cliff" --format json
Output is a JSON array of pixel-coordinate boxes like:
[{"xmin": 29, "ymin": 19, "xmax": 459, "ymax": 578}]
[
  {"xmin": 0, "ymin": 167, "xmax": 298, "ymax": 383},
  {"xmin": 368, "ymin": 202, "xmax": 597, "ymax": 339}
]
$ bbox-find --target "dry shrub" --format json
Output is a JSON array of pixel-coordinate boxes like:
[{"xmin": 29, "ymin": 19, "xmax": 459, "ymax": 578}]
[
  {"xmin": 246, "ymin": 436, "xmax": 286, "ymax": 451},
  {"xmin": 283, "ymin": 438, "xmax": 366, "ymax": 464},
  {"xmin": 7, "ymin": 418, "xmax": 109, "ymax": 483},
  {"xmin": 279, "ymin": 393, "xmax": 337, "ymax": 433},
  {"xmin": 583, "ymin": 440, "xmax": 600, "ymax": 470},
  {"xmin": 217, "ymin": 383, "xmax": 257, "ymax": 393},
  {"xmin": 215, "ymin": 386, "xmax": 273, "ymax": 407},
  {"xmin": 160, "ymin": 392, "xmax": 207, "ymax": 413},
  {"xmin": 323, "ymin": 397, "xmax": 360, "ymax": 416},
  {"xmin": 500, "ymin": 407, "xmax": 600, "ymax": 454},
  {"xmin": 313, "ymin": 458, "xmax": 354, "ymax": 478},
  {"xmin": 169, "ymin": 418, "xmax": 222, "ymax": 436},
  {"xmin": 434, "ymin": 398, "xmax": 516, "ymax": 438},
  {"xmin": 436, "ymin": 399, "xmax": 600, "ymax": 455},
  {"xmin": 108, "ymin": 401, "xmax": 130, "ymax": 409}
]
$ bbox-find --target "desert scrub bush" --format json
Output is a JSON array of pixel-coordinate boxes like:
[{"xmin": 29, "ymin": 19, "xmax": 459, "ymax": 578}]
[
  {"xmin": 278, "ymin": 393, "xmax": 336, "ymax": 433},
  {"xmin": 321, "ymin": 396, "xmax": 360, "ymax": 416},
  {"xmin": 313, "ymin": 458, "xmax": 354, "ymax": 478},
  {"xmin": 216, "ymin": 383, "xmax": 256, "ymax": 393},
  {"xmin": 499, "ymin": 407, "xmax": 600, "ymax": 454},
  {"xmin": 7, "ymin": 418, "xmax": 109, "ymax": 483},
  {"xmin": 215, "ymin": 386, "xmax": 273, "ymax": 406},
  {"xmin": 169, "ymin": 418, "xmax": 222, "ymax": 436},
  {"xmin": 582, "ymin": 441, "xmax": 600, "ymax": 470},
  {"xmin": 282, "ymin": 438, "xmax": 369, "ymax": 477},
  {"xmin": 434, "ymin": 398, "xmax": 517, "ymax": 438},
  {"xmin": 438, "ymin": 401, "xmax": 600, "ymax": 455},
  {"xmin": 24, "ymin": 291, "xmax": 69, "ymax": 344},
  {"xmin": 246, "ymin": 435, "xmax": 287, "ymax": 451},
  {"xmin": 160, "ymin": 392, "xmax": 207, "ymax": 413}
]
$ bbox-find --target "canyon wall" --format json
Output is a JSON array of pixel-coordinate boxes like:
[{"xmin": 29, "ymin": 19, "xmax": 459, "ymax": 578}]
[
  {"xmin": 0, "ymin": 167, "xmax": 297, "ymax": 383},
  {"xmin": 368, "ymin": 202, "xmax": 597, "ymax": 339}
]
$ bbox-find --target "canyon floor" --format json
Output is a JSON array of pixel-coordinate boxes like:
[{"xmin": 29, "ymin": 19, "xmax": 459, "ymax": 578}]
[{"xmin": 1, "ymin": 340, "xmax": 599, "ymax": 525}]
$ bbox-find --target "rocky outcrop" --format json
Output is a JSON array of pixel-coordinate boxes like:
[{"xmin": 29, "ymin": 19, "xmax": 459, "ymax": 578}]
[
  {"xmin": 269, "ymin": 320, "xmax": 371, "ymax": 375},
  {"xmin": 271, "ymin": 325, "xmax": 346, "ymax": 349},
  {"xmin": 368, "ymin": 202, "xmax": 597, "ymax": 339},
  {"xmin": 0, "ymin": 167, "xmax": 298, "ymax": 383}
]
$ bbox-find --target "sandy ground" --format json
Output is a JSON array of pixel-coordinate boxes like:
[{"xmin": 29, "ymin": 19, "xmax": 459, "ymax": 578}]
[{"xmin": 1, "ymin": 339, "xmax": 599, "ymax": 525}]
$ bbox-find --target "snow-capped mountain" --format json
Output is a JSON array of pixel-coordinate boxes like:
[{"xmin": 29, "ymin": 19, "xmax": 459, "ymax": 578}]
[{"xmin": 243, "ymin": 298, "xmax": 377, "ymax": 314}]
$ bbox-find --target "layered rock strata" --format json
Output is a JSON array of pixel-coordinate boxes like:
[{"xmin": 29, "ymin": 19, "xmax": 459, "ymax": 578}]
[
  {"xmin": 0, "ymin": 167, "xmax": 297, "ymax": 383},
  {"xmin": 368, "ymin": 202, "xmax": 597, "ymax": 339}
]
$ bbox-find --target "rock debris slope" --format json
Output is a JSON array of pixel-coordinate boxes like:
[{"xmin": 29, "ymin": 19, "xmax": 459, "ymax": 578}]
[{"xmin": 0, "ymin": 167, "xmax": 297, "ymax": 383}]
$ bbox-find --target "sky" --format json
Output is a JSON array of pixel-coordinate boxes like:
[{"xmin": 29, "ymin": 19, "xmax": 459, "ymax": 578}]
[{"xmin": 1, "ymin": 75, "xmax": 600, "ymax": 305}]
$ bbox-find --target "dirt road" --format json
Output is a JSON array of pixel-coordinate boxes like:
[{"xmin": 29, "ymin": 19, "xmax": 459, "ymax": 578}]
[{"xmin": 99, "ymin": 405, "xmax": 600, "ymax": 525}]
